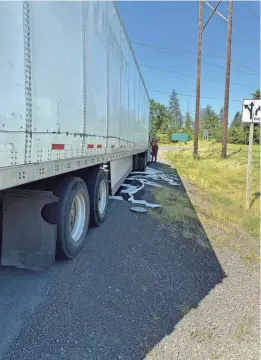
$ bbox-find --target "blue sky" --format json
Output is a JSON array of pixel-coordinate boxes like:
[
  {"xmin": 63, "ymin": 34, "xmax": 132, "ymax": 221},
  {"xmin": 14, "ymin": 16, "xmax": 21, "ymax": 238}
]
[{"xmin": 118, "ymin": 1, "xmax": 260, "ymax": 123}]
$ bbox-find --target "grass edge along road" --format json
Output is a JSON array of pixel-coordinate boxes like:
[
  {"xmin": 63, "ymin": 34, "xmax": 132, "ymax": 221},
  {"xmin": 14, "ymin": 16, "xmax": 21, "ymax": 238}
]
[{"xmin": 156, "ymin": 141, "xmax": 260, "ymax": 267}]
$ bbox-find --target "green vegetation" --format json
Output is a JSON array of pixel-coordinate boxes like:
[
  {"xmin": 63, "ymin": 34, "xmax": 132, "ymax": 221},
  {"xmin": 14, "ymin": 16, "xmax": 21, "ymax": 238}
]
[
  {"xmin": 169, "ymin": 89, "xmax": 183, "ymax": 129},
  {"xmin": 234, "ymin": 315, "xmax": 253, "ymax": 340},
  {"xmin": 180, "ymin": 303, "xmax": 193, "ymax": 317},
  {"xmin": 199, "ymin": 105, "xmax": 223, "ymax": 142},
  {"xmin": 152, "ymin": 185, "xmax": 210, "ymax": 250},
  {"xmin": 150, "ymin": 88, "xmax": 260, "ymax": 146},
  {"xmin": 228, "ymin": 111, "xmax": 260, "ymax": 145},
  {"xmin": 189, "ymin": 328, "xmax": 214, "ymax": 341},
  {"xmin": 150, "ymin": 89, "xmax": 260, "ymax": 264},
  {"xmin": 150, "ymin": 99, "xmax": 172, "ymax": 144},
  {"xmin": 150, "ymin": 89, "xmax": 193, "ymax": 143},
  {"xmin": 163, "ymin": 141, "xmax": 260, "ymax": 264}
]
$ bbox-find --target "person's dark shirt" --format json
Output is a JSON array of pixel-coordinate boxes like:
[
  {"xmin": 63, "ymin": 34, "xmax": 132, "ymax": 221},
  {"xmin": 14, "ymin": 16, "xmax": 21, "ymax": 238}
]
[{"xmin": 152, "ymin": 144, "xmax": 158, "ymax": 153}]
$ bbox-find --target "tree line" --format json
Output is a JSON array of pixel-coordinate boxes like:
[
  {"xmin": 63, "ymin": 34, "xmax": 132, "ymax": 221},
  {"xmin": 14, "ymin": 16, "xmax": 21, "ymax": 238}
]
[{"xmin": 150, "ymin": 89, "xmax": 260, "ymax": 144}]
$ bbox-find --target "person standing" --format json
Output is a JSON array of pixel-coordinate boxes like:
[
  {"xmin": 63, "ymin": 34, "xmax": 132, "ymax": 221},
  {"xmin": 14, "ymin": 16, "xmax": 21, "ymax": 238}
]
[{"xmin": 151, "ymin": 141, "xmax": 159, "ymax": 163}]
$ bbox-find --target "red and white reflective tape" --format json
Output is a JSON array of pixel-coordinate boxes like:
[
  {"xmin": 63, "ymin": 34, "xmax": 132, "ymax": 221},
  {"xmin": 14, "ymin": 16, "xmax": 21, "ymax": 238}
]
[
  {"xmin": 87, "ymin": 144, "xmax": 103, "ymax": 149},
  {"xmin": 52, "ymin": 144, "xmax": 64, "ymax": 150}
]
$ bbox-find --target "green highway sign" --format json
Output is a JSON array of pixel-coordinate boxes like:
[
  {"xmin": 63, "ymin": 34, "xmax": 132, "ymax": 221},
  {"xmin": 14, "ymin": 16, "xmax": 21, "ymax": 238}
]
[{"xmin": 171, "ymin": 133, "xmax": 189, "ymax": 142}]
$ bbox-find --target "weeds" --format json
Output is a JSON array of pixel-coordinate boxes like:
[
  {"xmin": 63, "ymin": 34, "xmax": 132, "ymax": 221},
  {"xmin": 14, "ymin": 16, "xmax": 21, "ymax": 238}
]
[
  {"xmin": 165, "ymin": 142, "xmax": 260, "ymax": 238},
  {"xmin": 189, "ymin": 328, "xmax": 213, "ymax": 341},
  {"xmin": 180, "ymin": 303, "xmax": 192, "ymax": 316},
  {"xmin": 160, "ymin": 142, "xmax": 260, "ymax": 265},
  {"xmin": 151, "ymin": 186, "xmax": 211, "ymax": 250},
  {"xmin": 234, "ymin": 316, "xmax": 253, "ymax": 340}
]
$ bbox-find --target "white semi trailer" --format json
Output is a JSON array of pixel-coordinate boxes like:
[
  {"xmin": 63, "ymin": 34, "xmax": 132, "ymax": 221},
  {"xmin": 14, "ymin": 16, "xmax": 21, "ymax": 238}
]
[{"xmin": 0, "ymin": 1, "xmax": 150, "ymax": 270}]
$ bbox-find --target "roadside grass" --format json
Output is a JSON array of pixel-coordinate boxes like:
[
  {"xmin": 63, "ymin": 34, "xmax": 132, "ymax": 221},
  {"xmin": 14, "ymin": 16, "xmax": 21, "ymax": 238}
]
[
  {"xmin": 159, "ymin": 140, "xmax": 194, "ymax": 148},
  {"xmin": 180, "ymin": 303, "xmax": 193, "ymax": 317},
  {"xmin": 189, "ymin": 328, "xmax": 214, "ymax": 341},
  {"xmin": 158, "ymin": 142, "xmax": 174, "ymax": 147},
  {"xmin": 234, "ymin": 315, "xmax": 253, "ymax": 340},
  {"xmin": 159, "ymin": 141, "xmax": 260, "ymax": 265},
  {"xmin": 152, "ymin": 186, "xmax": 211, "ymax": 250}
]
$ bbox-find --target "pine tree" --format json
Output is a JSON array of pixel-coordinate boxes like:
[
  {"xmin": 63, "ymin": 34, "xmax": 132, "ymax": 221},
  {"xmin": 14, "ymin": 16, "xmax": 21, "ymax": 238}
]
[
  {"xmin": 200, "ymin": 105, "xmax": 219, "ymax": 139},
  {"xmin": 169, "ymin": 90, "xmax": 183, "ymax": 129},
  {"xmin": 184, "ymin": 112, "xmax": 193, "ymax": 130},
  {"xmin": 184, "ymin": 112, "xmax": 194, "ymax": 140},
  {"xmin": 230, "ymin": 111, "xmax": 241, "ymax": 127},
  {"xmin": 228, "ymin": 111, "xmax": 245, "ymax": 144},
  {"xmin": 149, "ymin": 99, "xmax": 172, "ymax": 138},
  {"xmin": 252, "ymin": 89, "xmax": 260, "ymax": 99},
  {"xmin": 218, "ymin": 107, "xmax": 224, "ymax": 123}
]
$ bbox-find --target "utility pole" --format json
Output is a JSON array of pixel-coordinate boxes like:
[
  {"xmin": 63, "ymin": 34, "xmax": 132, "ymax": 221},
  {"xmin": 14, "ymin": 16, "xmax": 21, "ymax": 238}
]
[
  {"xmin": 222, "ymin": 0, "xmax": 233, "ymax": 158},
  {"xmin": 194, "ymin": 1, "xmax": 229, "ymax": 158},
  {"xmin": 194, "ymin": 0, "xmax": 222, "ymax": 157},
  {"xmin": 194, "ymin": 0, "xmax": 203, "ymax": 158}
]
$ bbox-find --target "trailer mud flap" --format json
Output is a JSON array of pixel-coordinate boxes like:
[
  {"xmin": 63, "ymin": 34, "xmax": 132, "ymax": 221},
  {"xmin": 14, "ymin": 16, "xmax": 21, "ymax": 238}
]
[{"xmin": 0, "ymin": 190, "xmax": 58, "ymax": 271}]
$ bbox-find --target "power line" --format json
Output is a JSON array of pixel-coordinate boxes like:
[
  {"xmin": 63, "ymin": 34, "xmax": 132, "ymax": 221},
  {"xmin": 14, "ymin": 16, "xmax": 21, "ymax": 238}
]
[
  {"xmin": 132, "ymin": 40, "xmax": 260, "ymax": 74},
  {"xmin": 148, "ymin": 89, "xmax": 242, "ymax": 102},
  {"xmin": 232, "ymin": 22, "xmax": 260, "ymax": 44},
  {"xmin": 203, "ymin": 1, "xmax": 226, "ymax": 26},
  {"xmin": 137, "ymin": 45, "xmax": 227, "ymax": 71},
  {"xmin": 184, "ymin": 109, "xmax": 196, "ymax": 114},
  {"xmin": 133, "ymin": 40, "xmax": 222, "ymax": 58},
  {"xmin": 243, "ymin": 2, "xmax": 260, "ymax": 19},
  {"xmin": 204, "ymin": 0, "xmax": 260, "ymax": 44},
  {"xmin": 140, "ymin": 63, "xmax": 253, "ymax": 88},
  {"xmin": 231, "ymin": 58, "xmax": 260, "ymax": 75},
  {"xmin": 138, "ymin": 46, "xmax": 257, "ymax": 76}
]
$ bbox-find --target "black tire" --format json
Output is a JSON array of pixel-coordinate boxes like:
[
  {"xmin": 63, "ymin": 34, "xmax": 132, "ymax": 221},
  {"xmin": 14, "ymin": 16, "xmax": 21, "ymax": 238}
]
[
  {"xmin": 146, "ymin": 151, "xmax": 151, "ymax": 165},
  {"xmin": 85, "ymin": 168, "xmax": 109, "ymax": 227},
  {"xmin": 136, "ymin": 153, "xmax": 147, "ymax": 171},
  {"xmin": 53, "ymin": 177, "xmax": 90, "ymax": 260}
]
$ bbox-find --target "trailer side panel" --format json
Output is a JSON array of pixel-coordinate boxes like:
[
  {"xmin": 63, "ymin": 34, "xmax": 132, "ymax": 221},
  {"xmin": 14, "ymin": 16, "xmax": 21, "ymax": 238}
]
[{"xmin": 0, "ymin": 1, "xmax": 150, "ymax": 191}]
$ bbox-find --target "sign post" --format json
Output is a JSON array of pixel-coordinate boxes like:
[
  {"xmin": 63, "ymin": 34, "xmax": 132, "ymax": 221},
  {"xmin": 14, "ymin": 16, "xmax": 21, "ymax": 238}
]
[
  {"xmin": 246, "ymin": 121, "xmax": 254, "ymax": 210},
  {"xmin": 242, "ymin": 99, "xmax": 261, "ymax": 210},
  {"xmin": 203, "ymin": 128, "xmax": 209, "ymax": 141},
  {"xmin": 171, "ymin": 133, "xmax": 189, "ymax": 153}
]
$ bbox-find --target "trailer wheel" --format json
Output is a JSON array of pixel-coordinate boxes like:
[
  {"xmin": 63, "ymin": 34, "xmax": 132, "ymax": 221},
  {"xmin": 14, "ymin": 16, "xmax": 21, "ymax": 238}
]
[
  {"xmin": 54, "ymin": 177, "xmax": 90, "ymax": 260},
  {"xmin": 135, "ymin": 153, "xmax": 147, "ymax": 171},
  {"xmin": 85, "ymin": 168, "xmax": 109, "ymax": 227}
]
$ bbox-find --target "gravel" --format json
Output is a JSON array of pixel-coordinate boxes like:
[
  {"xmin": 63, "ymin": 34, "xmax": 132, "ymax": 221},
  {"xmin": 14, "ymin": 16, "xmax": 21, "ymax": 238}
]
[
  {"xmin": 145, "ymin": 247, "xmax": 260, "ymax": 360},
  {"xmin": 144, "ymin": 151, "xmax": 260, "ymax": 360}
]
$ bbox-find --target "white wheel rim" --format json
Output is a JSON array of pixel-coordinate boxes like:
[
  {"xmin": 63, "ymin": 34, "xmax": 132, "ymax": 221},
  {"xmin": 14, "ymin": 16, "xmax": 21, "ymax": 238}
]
[
  {"xmin": 69, "ymin": 194, "xmax": 86, "ymax": 242},
  {"xmin": 98, "ymin": 180, "xmax": 107, "ymax": 215}
]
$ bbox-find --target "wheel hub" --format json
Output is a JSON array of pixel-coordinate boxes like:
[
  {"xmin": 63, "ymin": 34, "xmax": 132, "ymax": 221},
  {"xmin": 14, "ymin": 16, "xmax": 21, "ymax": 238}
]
[
  {"xmin": 69, "ymin": 193, "xmax": 86, "ymax": 242},
  {"xmin": 98, "ymin": 180, "xmax": 107, "ymax": 215}
]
